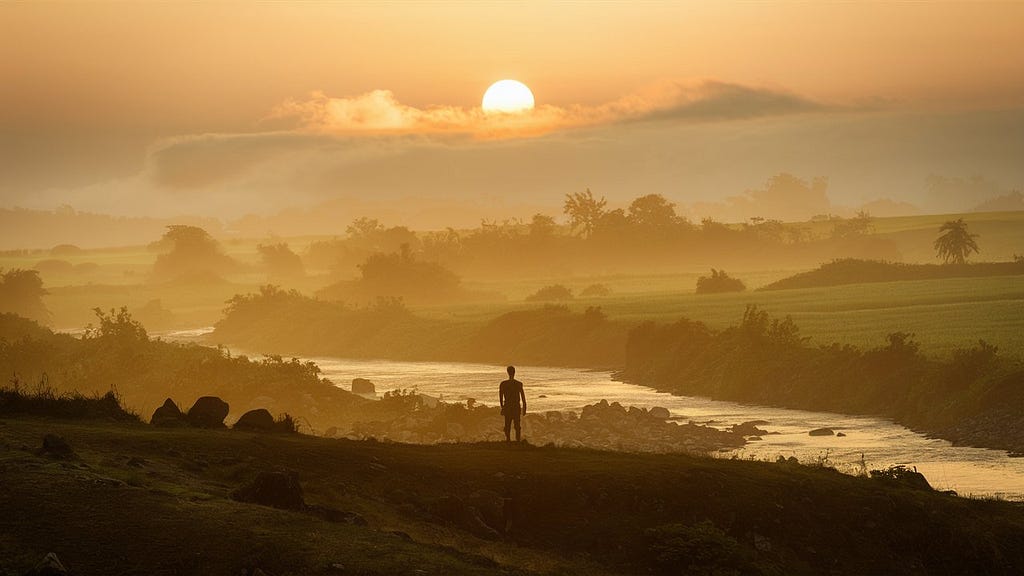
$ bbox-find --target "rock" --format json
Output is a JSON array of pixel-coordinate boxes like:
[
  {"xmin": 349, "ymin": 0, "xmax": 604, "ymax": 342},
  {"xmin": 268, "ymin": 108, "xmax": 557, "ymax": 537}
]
[
  {"xmin": 324, "ymin": 426, "xmax": 339, "ymax": 438},
  {"xmin": 234, "ymin": 408, "xmax": 275, "ymax": 432},
  {"xmin": 40, "ymin": 434, "xmax": 73, "ymax": 458},
  {"xmin": 648, "ymin": 406, "xmax": 671, "ymax": 420},
  {"xmin": 187, "ymin": 396, "xmax": 229, "ymax": 428},
  {"xmin": 26, "ymin": 552, "xmax": 68, "ymax": 576},
  {"xmin": 351, "ymin": 378, "xmax": 375, "ymax": 394},
  {"xmin": 232, "ymin": 470, "xmax": 305, "ymax": 510},
  {"xmin": 836, "ymin": 432, "xmax": 847, "ymax": 437},
  {"xmin": 151, "ymin": 398, "xmax": 187, "ymax": 427},
  {"xmin": 731, "ymin": 421, "xmax": 769, "ymax": 436},
  {"xmin": 808, "ymin": 427, "xmax": 835, "ymax": 436}
]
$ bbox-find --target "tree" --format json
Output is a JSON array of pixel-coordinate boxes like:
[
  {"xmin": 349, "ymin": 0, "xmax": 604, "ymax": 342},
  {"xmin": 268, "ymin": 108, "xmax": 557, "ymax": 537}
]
[
  {"xmin": 627, "ymin": 194, "xmax": 679, "ymax": 228},
  {"xmin": 831, "ymin": 210, "xmax": 873, "ymax": 239},
  {"xmin": 346, "ymin": 217, "xmax": 385, "ymax": 240},
  {"xmin": 563, "ymin": 188, "xmax": 607, "ymax": 237},
  {"xmin": 152, "ymin": 225, "xmax": 236, "ymax": 280},
  {"xmin": 0, "ymin": 268, "xmax": 49, "ymax": 324},
  {"xmin": 933, "ymin": 218, "xmax": 979, "ymax": 264},
  {"xmin": 695, "ymin": 269, "xmax": 746, "ymax": 295},
  {"xmin": 529, "ymin": 213, "xmax": 558, "ymax": 237},
  {"xmin": 257, "ymin": 243, "xmax": 305, "ymax": 280}
]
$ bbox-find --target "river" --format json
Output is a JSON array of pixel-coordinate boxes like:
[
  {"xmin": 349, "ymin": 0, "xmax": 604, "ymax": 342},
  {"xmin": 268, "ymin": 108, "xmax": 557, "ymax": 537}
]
[
  {"xmin": 158, "ymin": 328, "xmax": 1024, "ymax": 500},
  {"xmin": 310, "ymin": 356, "xmax": 1024, "ymax": 501}
]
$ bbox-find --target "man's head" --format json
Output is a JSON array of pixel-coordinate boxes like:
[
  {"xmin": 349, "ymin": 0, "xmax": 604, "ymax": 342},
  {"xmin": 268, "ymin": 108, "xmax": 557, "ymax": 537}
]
[{"xmin": 507, "ymin": 365, "xmax": 515, "ymax": 377}]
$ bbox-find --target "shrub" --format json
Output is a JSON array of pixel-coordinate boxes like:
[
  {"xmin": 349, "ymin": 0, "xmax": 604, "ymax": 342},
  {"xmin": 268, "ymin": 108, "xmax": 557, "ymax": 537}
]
[
  {"xmin": 0, "ymin": 379, "xmax": 139, "ymax": 422},
  {"xmin": 695, "ymin": 269, "xmax": 745, "ymax": 294},
  {"xmin": 647, "ymin": 520, "xmax": 754, "ymax": 576},
  {"xmin": 525, "ymin": 284, "xmax": 573, "ymax": 302},
  {"xmin": 580, "ymin": 283, "xmax": 612, "ymax": 298}
]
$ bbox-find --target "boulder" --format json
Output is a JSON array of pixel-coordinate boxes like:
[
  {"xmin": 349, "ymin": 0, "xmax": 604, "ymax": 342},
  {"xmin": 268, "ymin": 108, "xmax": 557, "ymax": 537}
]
[
  {"xmin": 234, "ymin": 408, "xmax": 275, "ymax": 432},
  {"xmin": 151, "ymin": 398, "xmax": 187, "ymax": 427},
  {"xmin": 836, "ymin": 432, "xmax": 847, "ymax": 437},
  {"xmin": 187, "ymin": 396, "xmax": 229, "ymax": 428},
  {"xmin": 232, "ymin": 470, "xmax": 305, "ymax": 510},
  {"xmin": 808, "ymin": 427, "xmax": 835, "ymax": 436},
  {"xmin": 351, "ymin": 378, "xmax": 375, "ymax": 394},
  {"xmin": 648, "ymin": 406, "xmax": 671, "ymax": 420},
  {"xmin": 40, "ymin": 434, "xmax": 73, "ymax": 458}
]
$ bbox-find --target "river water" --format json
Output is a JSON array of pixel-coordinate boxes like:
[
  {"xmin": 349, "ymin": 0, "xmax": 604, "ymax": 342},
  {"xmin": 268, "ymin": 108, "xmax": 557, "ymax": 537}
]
[{"xmin": 309, "ymin": 356, "xmax": 1024, "ymax": 501}]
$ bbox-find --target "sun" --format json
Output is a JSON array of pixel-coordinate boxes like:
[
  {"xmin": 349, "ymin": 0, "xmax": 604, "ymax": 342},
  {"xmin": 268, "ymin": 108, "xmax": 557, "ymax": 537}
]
[{"xmin": 482, "ymin": 79, "xmax": 535, "ymax": 114}]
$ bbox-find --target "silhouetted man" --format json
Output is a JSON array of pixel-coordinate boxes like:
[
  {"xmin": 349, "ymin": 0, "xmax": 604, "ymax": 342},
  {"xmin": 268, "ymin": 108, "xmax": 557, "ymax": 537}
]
[{"xmin": 499, "ymin": 365, "xmax": 527, "ymax": 442}]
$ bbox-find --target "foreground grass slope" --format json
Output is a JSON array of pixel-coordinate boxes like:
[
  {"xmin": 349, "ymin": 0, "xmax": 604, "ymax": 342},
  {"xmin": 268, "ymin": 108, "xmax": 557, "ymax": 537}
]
[{"xmin": 2, "ymin": 416, "xmax": 1024, "ymax": 576}]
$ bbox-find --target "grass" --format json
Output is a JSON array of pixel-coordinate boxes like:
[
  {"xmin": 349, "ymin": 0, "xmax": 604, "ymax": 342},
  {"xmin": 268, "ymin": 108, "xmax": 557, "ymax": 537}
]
[
  {"xmin": 0, "ymin": 383, "xmax": 140, "ymax": 422},
  {"xmin": 424, "ymin": 275, "xmax": 1024, "ymax": 358},
  {"xmin": 2, "ymin": 416, "xmax": 1024, "ymax": 575}
]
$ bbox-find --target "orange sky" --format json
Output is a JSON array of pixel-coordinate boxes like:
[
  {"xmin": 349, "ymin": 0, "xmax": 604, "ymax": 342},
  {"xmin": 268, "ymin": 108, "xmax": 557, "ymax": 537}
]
[{"xmin": 2, "ymin": 2, "xmax": 1023, "ymax": 224}]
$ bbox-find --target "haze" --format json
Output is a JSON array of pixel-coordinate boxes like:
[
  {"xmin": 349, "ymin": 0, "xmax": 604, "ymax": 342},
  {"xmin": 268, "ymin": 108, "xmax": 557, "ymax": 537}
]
[{"xmin": 3, "ymin": 2, "xmax": 1024, "ymax": 242}]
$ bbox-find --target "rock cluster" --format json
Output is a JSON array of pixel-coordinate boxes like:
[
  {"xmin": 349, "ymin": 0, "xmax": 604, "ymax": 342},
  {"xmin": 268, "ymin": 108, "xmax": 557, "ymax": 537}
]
[{"xmin": 352, "ymin": 398, "xmax": 744, "ymax": 454}]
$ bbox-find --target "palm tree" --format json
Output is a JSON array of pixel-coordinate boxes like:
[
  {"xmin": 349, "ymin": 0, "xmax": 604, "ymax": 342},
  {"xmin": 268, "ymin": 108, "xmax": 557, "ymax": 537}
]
[{"xmin": 933, "ymin": 218, "xmax": 980, "ymax": 264}]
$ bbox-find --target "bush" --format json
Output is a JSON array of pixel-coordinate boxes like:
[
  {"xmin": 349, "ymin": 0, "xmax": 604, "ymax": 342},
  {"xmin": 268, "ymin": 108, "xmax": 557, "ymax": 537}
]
[
  {"xmin": 580, "ymin": 283, "xmax": 612, "ymax": 298},
  {"xmin": 525, "ymin": 284, "xmax": 573, "ymax": 302},
  {"xmin": 695, "ymin": 269, "xmax": 745, "ymax": 294},
  {"xmin": 647, "ymin": 520, "xmax": 755, "ymax": 576},
  {"xmin": 0, "ymin": 380, "xmax": 139, "ymax": 422}
]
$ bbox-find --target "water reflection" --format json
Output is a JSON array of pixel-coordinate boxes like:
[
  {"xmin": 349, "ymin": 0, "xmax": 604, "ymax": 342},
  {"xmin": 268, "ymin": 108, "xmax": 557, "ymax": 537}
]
[{"xmin": 313, "ymin": 356, "xmax": 1024, "ymax": 500}]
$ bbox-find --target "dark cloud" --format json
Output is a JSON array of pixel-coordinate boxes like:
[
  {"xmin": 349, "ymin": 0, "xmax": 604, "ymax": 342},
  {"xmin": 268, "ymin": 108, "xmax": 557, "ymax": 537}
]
[{"xmin": 628, "ymin": 81, "xmax": 825, "ymax": 123}]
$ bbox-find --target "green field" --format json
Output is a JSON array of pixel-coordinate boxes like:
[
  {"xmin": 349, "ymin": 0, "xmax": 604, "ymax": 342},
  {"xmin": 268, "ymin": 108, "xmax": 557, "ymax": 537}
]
[
  {"xmin": 430, "ymin": 275, "xmax": 1024, "ymax": 358},
  {"xmin": 4, "ymin": 211, "xmax": 1023, "ymax": 356}
]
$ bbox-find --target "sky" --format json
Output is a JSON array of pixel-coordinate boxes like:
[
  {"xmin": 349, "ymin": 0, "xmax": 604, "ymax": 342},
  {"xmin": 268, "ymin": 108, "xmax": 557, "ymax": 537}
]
[{"xmin": 2, "ymin": 2, "xmax": 1023, "ymax": 229}]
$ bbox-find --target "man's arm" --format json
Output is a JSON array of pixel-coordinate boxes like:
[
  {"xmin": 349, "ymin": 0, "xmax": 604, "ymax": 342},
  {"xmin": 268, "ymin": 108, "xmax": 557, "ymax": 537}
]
[
  {"xmin": 519, "ymin": 383, "xmax": 527, "ymax": 415},
  {"xmin": 499, "ymin": 383, "xmax": 505, "ymax": 410}
]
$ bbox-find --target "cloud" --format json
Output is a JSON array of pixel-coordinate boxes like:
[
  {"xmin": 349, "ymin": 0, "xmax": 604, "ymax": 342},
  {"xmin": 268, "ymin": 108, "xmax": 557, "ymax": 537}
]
[
  {"xmin": 11, "ymin": 81, "xmax": 1023, "ymax": 231},
  {"xmin": 269, "ymin": 80, "xmax": 825, "ymax": 139}
]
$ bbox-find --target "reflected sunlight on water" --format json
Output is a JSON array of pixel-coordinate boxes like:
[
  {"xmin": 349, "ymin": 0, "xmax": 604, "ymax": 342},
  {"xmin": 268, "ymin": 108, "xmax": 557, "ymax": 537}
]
[{"xmin": 313, "ymin": 356, "xmax": 1024, "ymax": 500}]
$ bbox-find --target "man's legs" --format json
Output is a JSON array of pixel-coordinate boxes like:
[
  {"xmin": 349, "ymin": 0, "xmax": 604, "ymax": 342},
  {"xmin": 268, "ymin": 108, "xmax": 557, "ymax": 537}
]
[
  {"xmin": 513, "ymin": 413, "xmax": 521, "ymax": 442},
  {"xmin": 504, "ymin": 413, "xmax": 513, "ymax": 442}
]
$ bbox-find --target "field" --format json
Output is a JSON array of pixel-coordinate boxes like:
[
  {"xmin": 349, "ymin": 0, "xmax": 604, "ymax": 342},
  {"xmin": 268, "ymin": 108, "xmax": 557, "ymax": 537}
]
[
  {"xmin": 4, "ymin": 211, "xmax": 1023, "ymax": 356},
  {"xmin": 433, "ymin": 275, "xmax": 1024, "ymax": 358}
]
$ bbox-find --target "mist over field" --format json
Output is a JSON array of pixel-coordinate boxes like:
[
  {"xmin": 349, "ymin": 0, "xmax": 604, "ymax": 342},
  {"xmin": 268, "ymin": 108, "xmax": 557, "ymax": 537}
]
[{"xmin": 3, "ymin": 3, "xmax": 1024, "ymax": 576}]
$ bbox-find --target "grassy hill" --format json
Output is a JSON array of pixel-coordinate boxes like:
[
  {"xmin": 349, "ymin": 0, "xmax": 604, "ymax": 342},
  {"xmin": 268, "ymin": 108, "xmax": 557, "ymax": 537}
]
[
  {"xmin": 2, "ymin": 416, "xmax": 1024, "ymax": 575},
  {"xmin": 759, "ymin": 258, "xmax": 1024, "ymax": 291}
]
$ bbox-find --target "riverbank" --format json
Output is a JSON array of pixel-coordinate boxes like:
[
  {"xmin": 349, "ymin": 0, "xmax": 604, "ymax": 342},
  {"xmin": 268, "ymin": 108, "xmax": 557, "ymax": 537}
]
[
  {"xmin": 3, "ymin": 415, "xmax": 1024, "ymax": 575},
  {"xmin": 209, "ymin": 291, "xmax": 1024, "ymax": 457}
]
